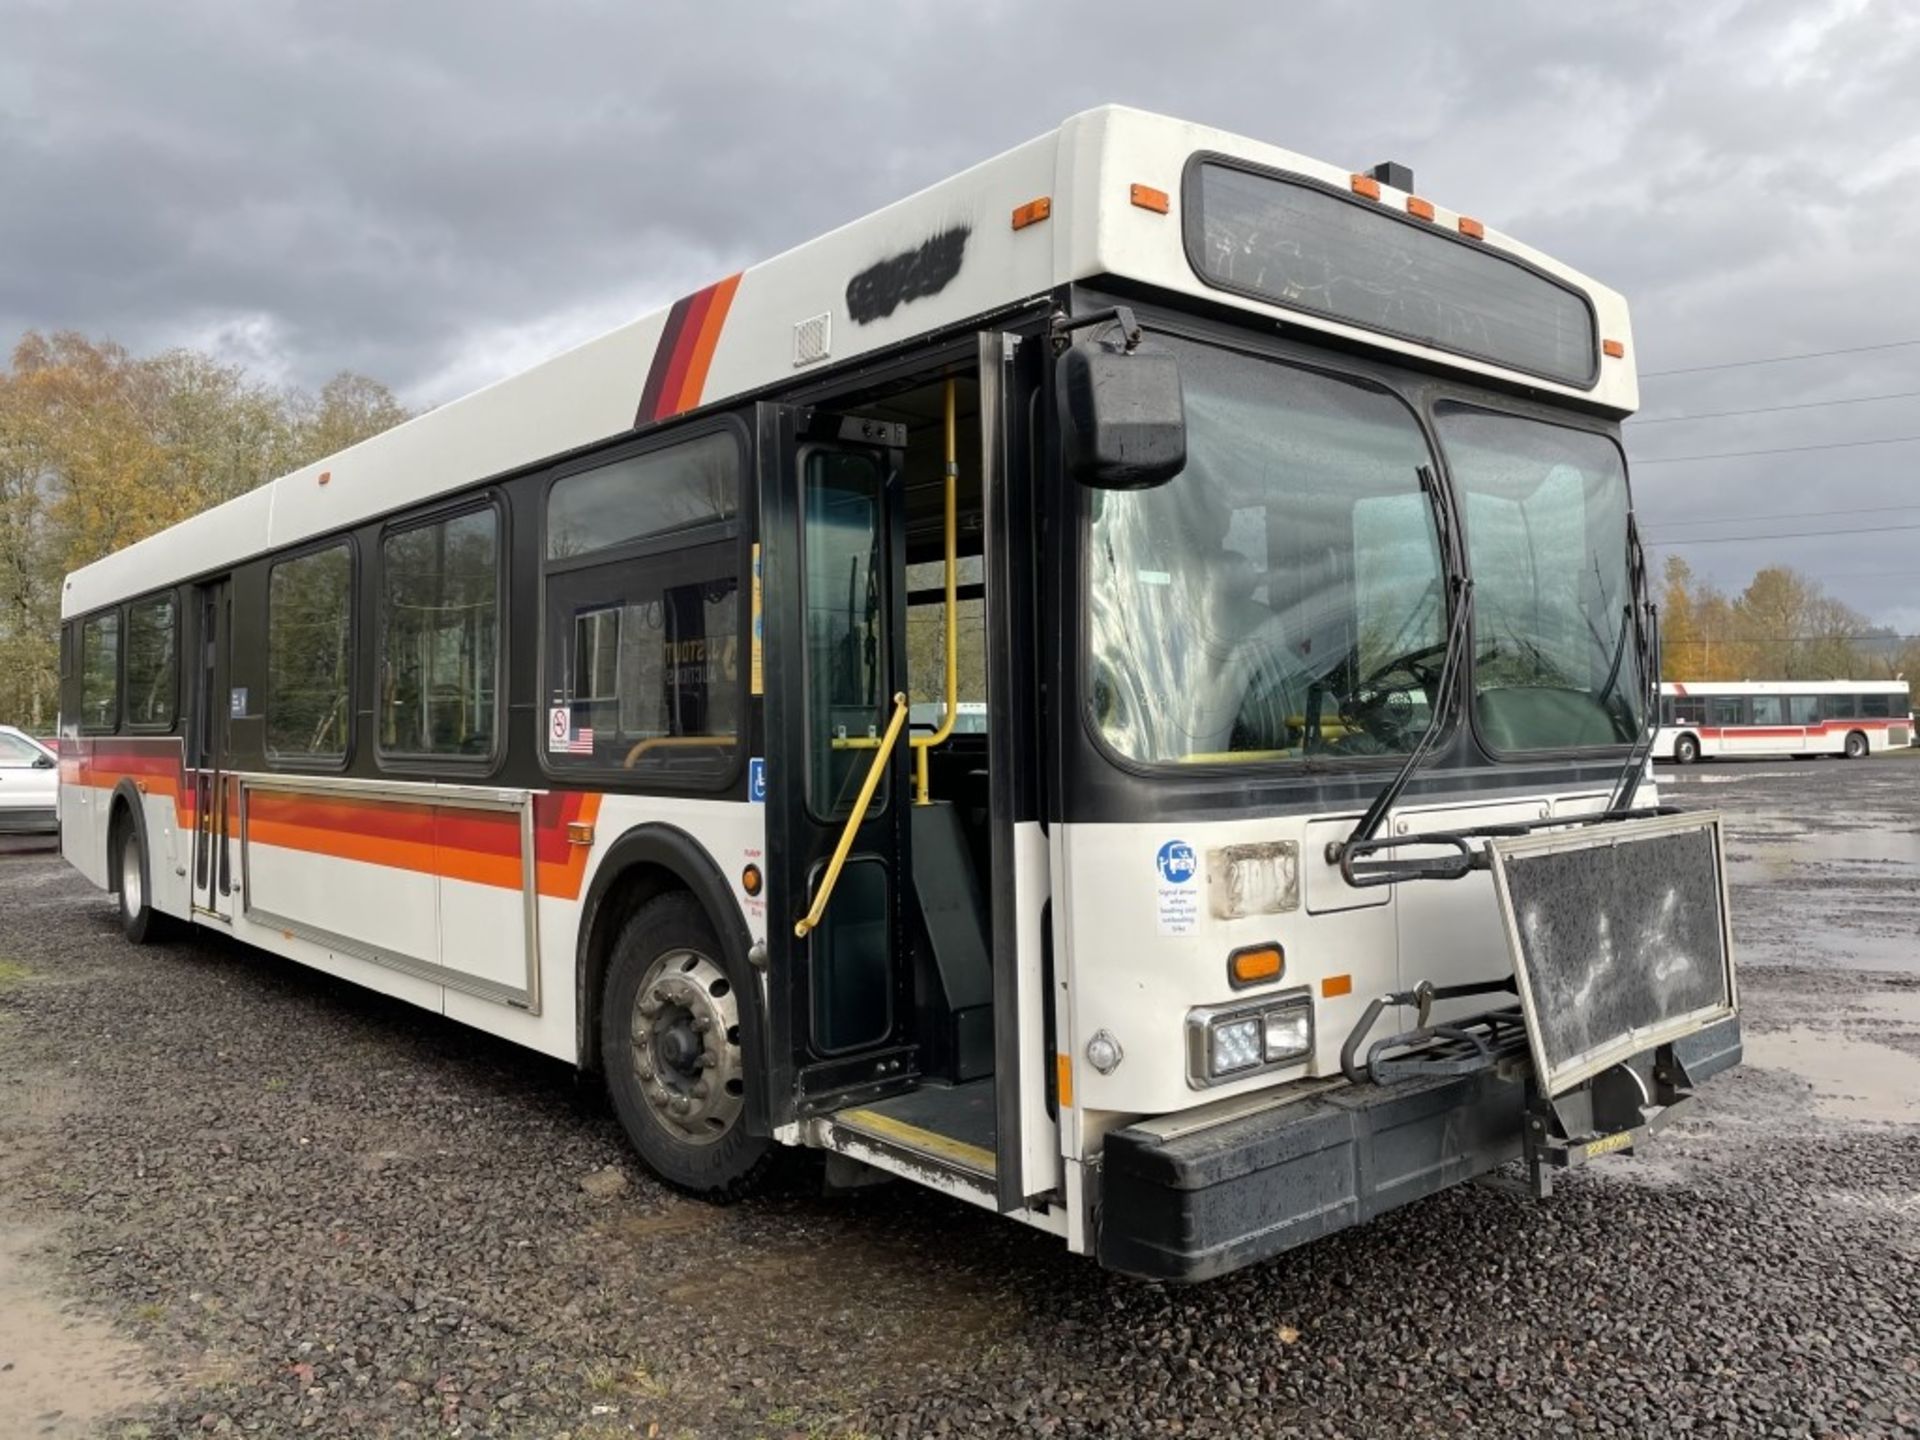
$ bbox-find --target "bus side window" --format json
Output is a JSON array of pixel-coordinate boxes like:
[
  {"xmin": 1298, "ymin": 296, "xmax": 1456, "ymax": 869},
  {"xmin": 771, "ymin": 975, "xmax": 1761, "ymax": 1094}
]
[
  {"xmin": 79, "ymin": 610, "xmax": 121, "ymax": 734},
  {"xmin": 541, "ymin": 429, "xmax": 744, "ymax": 783},
  {"xmin": 1861, "ymin": 693, "xmax": 1892, "ymax": 719},
  {"xmin": 1709, "ymin": 696, "xmax": 1742, "ymax": 727},
  {"xmin": 1787, "ymin": 695, "xmax": 1819, "ymax": 726},
  {"xmin": 1826, "ymin": 693, "xmax": 1858, "ymax": 721}
]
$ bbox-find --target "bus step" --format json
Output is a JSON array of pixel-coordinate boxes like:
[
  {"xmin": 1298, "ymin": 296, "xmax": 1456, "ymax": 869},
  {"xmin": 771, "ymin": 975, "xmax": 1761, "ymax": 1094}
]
[{"xmin": 824, "ymin": 1079, "xmax": 997, "ymax": 1183}]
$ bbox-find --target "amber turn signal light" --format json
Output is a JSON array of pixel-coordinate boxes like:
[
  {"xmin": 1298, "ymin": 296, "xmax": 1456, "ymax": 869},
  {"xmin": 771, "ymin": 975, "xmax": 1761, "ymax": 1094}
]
[
  {"xmin": 1228, "ymin": 943, "xmax": 1284, "ymax": 990},
  {"xmin": 1130, "ymin": 183, "xmax": 1170, "ymax": 214},
  {"xmin": 1011, "ymin": 196, "xmax": 1052, "ymax": 230}
]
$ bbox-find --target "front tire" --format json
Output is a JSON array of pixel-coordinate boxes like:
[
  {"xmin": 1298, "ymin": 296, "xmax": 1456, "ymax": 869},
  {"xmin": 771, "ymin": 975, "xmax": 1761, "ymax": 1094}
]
[
  {"xmin": 601, "ymin": 892, "xmax": 773, "ymax": 1200},
  {"xmin": 1674, "ymin": 733, "xmax": 1701, "ymax": 765},
  {"xmin": 114, "ymin": 815, "xmax": 173, "ymax": 945},
  {"xmin": 1844, "ymin": 730, "xmax": 1869, "ymax": 760}
]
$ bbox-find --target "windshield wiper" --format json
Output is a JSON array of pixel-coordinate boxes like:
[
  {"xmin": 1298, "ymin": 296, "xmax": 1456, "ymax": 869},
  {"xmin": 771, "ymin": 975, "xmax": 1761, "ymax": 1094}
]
[
  {"xmin": 1605, "ymin": 511, "xmax": 1660, "ymax": 812},
  {"xmin": 1334, "ymin": 465, "xmax": 1473, "ymax": 863}
]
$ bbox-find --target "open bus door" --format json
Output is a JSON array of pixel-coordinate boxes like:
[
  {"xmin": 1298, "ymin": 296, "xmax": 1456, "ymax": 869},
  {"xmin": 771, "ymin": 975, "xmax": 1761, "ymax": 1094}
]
[
  {"xmin": 755, "ymin": 404, "xmax": 918, "ymax": 1116},
  {"xmin": 757, "ymin": 332, "xmax": 1060, "ymax": 1218},
  {"xmin": 190, "ymin": 576, "xmax": 234, "ymax": 920}
]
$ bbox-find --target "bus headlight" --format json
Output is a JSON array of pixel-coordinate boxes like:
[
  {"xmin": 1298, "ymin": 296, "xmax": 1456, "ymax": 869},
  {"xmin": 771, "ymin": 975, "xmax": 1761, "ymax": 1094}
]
[{"xmin": 1187, "ymin": 988, "xmax": 1315, "ymax": 1088}]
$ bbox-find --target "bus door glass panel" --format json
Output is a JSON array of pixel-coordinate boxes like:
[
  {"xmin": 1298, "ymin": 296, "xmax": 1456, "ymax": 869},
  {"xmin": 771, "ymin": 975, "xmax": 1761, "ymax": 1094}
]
[
  {"xmin": 801, "ymin": 447, "xmax": 893, "ymax": 1051},
  {"xmin": 191, "ymin": 578, "xmax": 233, "ymax": 916}
]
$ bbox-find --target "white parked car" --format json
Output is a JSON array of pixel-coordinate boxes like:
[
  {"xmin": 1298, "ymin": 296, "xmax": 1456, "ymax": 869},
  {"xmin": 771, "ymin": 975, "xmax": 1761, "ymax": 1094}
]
[{"xmin": 0, "ymin": 725, "xmax": 59, "ymax": 834}]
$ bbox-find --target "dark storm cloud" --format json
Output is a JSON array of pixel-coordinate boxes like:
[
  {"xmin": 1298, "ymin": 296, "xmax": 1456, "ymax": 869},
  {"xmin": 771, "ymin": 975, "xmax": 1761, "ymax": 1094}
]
[{"xmin": 3, "ymin": 0, "xmax": 1918, "ymax": 621}]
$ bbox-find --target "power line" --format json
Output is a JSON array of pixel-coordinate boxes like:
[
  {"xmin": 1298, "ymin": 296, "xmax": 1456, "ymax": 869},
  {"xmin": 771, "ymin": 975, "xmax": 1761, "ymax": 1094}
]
[
  {"xmin": 1645, "ymin": 520, "xmax": 1920, "ymax": 547},
  {"xmin": 1631, "ymin": 433, "xmax": 1920, "ymax": 465},
  {"xmin": 1641, "ymin": 338, "xmax": 1920, "ymax": 378},
  {"xmin": 1646, "ymin": 500, "xmax": 1920, "ymax": 529},
  {"xmin": 1629, "ymin": 389, "xmax": 1920, "ymax": 425}
]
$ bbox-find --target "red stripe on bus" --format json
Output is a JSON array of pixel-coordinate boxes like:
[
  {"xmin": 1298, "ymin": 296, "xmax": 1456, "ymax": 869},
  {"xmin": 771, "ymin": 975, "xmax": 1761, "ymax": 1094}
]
[
  {"xmin": 63, "ymin": 739, "xmax": 604, "ymax": 900},
  {"xmin": 673, "ymin": 272, "xmax": 740, "ymax": 417},
  {"xmin": 635, "ymin": 274, "xmax": 742, "ymax": 425},
  {"xmin": 654, "ymin": 283, "xmax": 714, "ymax": 421}
]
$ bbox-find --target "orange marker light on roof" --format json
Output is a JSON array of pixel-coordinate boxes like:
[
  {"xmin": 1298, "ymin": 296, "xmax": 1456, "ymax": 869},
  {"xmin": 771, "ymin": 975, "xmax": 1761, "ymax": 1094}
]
[
  {"xmin": 1350, "ymin": 173, "xmax": 1381, "ymax": 200},
  {"xmin": 1011, "ymin": 196, "xmax": 1052, "ymax": 230},
  {"xmin": 1130, "ymin": 183, "xmax": 1170, "ymax": 214},
  {"xmin": 1458, "ymin": 216, "xmax": 1485, "ymax": 240},
  {"xmin": 1604, "ymin": 338, "xmax": 1626, "ymax": 359},
  {"xmin": 1407, "ymin": 196, "xmax": 1435, "ymax": 222}
]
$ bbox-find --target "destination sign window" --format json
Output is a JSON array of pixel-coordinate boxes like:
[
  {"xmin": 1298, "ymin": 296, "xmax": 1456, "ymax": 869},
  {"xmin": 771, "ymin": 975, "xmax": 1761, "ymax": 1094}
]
[{"xmin": 1186, "ymin": 158, "xmax": 1598, "ymax": 387}]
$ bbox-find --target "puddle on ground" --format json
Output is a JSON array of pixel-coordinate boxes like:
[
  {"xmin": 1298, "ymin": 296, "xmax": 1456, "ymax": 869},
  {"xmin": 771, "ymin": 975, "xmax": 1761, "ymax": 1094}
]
[
  {"xmin": 1742, "ymin": 1027, "xmax": 1920, "ymax": 1124},
  {"xmin": 0, "ymin": 1227, "xmax": 159, "ymax": 1440}
]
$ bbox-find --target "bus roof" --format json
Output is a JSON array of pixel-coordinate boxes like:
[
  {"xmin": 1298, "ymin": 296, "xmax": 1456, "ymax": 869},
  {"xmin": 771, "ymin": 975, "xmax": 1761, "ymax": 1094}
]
[
  {"xmin": 1663, "ymin": 680, "xmax": 1909, "ymax": 695},
  {"xmin": 63, "ymin": 105, "xmax": 1634, "ymax": 620}
]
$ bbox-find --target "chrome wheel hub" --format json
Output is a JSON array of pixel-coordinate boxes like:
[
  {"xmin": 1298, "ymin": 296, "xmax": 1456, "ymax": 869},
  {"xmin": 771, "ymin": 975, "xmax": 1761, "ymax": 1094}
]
[{"xmin": 630, "ymin": 948, "xmax": 744, "ymax": 1146}]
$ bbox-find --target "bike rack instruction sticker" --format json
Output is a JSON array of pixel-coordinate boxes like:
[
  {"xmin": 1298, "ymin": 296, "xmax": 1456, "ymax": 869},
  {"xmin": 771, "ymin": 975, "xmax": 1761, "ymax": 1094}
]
[{"xmin": 1156, "ymin": 838, "xmax": 1200, "ymax": 936}]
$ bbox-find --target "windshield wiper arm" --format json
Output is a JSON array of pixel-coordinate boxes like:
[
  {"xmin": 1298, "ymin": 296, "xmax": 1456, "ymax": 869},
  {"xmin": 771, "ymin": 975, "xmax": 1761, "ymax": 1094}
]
[
  {"xmin": 1605, "ymin": 510, "xmax": 1660, "ymax": 812},
  {"xmin": 1335, "ymin": 465, "xmax": 1473, "ymax": 861}
]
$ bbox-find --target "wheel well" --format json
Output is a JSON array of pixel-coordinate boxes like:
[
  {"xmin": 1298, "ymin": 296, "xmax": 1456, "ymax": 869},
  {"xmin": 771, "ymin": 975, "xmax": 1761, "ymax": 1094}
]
[{"xmin": 1676, "ymin": 731, "xmax": 1699, "ymax": 751}]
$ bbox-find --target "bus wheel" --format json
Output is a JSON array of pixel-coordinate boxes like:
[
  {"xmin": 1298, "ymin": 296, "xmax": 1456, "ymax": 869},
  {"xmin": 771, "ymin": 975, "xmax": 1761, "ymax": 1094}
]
[
  {"xmin": 601, "ymin": 892, "xmax": 773, "ymax": 1200},
  {"xmin": 1674, "ymin": 733, "xmax": 1700, "ymax": 765},
  {"xmin": 1844, "ymin": 730, "xmax": 1869, "ymax": 760},
  {"xmin": 113, "ymin": 811, "xmax": 173, "ymax": 945}
]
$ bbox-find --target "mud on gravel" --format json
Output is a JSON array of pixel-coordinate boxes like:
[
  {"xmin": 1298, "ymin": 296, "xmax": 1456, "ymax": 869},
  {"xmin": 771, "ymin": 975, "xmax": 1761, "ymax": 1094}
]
[{"xmin": 1, "ymin": 762, "xmax": 1917, "ymax": 1439}]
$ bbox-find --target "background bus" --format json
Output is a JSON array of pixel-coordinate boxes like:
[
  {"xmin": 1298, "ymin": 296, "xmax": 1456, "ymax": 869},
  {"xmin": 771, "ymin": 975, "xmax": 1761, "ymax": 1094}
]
[{"xmin": 1654, "ymin": 680, "xmax": 1912, "ymax": 763}]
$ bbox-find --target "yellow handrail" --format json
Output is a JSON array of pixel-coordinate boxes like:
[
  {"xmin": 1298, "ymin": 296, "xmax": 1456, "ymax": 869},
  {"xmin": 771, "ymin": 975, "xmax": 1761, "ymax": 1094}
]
[
  {"xmin": 908, "ymin": 378, "xmax": 961, "ymax": 805},
  {"xmin": 795, "ymin": 691, "xmax": 909, "ymax": 938}
]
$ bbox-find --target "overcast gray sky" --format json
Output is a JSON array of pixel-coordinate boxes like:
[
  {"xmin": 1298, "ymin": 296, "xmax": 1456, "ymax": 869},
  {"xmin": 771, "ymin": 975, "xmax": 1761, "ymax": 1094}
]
[{"xmin": 4, "ymin": 0, "xmax": 1919, "ymax": 628}]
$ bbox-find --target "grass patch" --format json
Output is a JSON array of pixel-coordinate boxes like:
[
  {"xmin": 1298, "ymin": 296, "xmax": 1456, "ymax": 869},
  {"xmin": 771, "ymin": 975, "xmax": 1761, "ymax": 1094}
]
[{"xmin": 0, "ymin": 959, "xmax": 32, "ymax": 992}]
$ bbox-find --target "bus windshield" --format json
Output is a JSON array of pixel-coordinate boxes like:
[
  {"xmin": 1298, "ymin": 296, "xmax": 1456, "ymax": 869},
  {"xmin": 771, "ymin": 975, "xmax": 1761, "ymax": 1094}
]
[
  {"xmin": 1436, "ymin": 405, "xmax": 1642, "ymax": 751},
  {"xmin": 1087, "ymin": 338, "xmax": 1447, "ymax": 766}
]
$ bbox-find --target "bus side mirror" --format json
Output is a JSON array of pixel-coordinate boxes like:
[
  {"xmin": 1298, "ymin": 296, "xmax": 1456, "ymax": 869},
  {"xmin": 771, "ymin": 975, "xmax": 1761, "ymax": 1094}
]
[{"xmin": 1057, "ymin": 344, "xmax": 1186, "ymax": 490}]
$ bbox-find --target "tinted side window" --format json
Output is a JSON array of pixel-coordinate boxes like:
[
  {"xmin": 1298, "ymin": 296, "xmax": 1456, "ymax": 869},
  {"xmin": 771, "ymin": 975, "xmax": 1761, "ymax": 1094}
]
[
  {"xmin": 543, "ymin": 433, "xmax": 744, "ymax": 785},
  {"xmin": 1787, "ymin": 695, "xmax": 1819, "ymax": 725},
  {"xmin": 380, "ymin": 509, "xmax": 499, "ymax": 758},
  {"xmin": 1824, "ymin": 692, "xmax": 1858, "ymax": 720},
  {"xmin": 1861, "ymin": 693, "xmax": 1893, "ymax": 718},
  {"xmin": 547, "ymin": 431, "xmax": 737, "ymax": 559},
  {"xmin": 1709, "ymin": 696, "xmax": 1743, "ymax": 726},
  {"xmin": 125, "ymin": 595, "xmax": 178, "ymax": 728},
  {"xmin": 1751, "ymin": 696, "xmax": 1784, "ymax": 726},
  {"xmin": 268, "ymin": 545, "xmax": 354, "ymax": 761},
  {"xmin": 80, "ymin": 612, "xmax": 120, "ymax": 732}
]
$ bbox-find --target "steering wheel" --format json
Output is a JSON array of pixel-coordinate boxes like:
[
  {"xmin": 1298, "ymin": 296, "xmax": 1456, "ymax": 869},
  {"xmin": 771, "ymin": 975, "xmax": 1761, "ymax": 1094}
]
[{"xmin": 1357, "ymin": 639, "xmax": 1449, "ymax": 694}]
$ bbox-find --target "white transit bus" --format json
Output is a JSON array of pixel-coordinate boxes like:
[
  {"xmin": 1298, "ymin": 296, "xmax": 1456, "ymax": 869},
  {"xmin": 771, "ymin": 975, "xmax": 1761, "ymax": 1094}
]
[
  {"xmin": 1655, "ymin": 680, "xmax": 1912, "ymax": 764},
  {"xmin": 59, "ymin": 107, "xmax": 1740, "ymax": 1280}
]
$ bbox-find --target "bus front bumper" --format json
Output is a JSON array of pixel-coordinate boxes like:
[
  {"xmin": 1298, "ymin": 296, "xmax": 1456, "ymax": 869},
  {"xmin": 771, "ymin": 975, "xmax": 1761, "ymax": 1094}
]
[{"xmin": 1096, "ymin": 1015, "xmax": 1742, "ymax": 1282}]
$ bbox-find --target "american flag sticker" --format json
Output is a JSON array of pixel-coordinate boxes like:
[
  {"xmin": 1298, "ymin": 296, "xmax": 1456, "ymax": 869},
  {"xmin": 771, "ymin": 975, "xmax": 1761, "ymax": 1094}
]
[{"xmin": 548, "ymin": 707, "xmax": 594, "ymax": 756}]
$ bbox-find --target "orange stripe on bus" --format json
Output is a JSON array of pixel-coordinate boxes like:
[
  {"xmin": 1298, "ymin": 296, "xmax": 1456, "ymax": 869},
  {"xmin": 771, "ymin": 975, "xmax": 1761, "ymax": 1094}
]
[{"xmin": 675, "ymin": 272, "xmax": 741, "ymax": 416}]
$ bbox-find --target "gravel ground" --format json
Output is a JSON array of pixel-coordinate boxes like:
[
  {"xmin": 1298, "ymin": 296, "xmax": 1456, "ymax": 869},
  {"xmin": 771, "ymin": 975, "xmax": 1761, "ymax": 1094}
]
[{"xmin": 1, "ymin": 765, "xmax": 1916, "ymax": 1440}]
